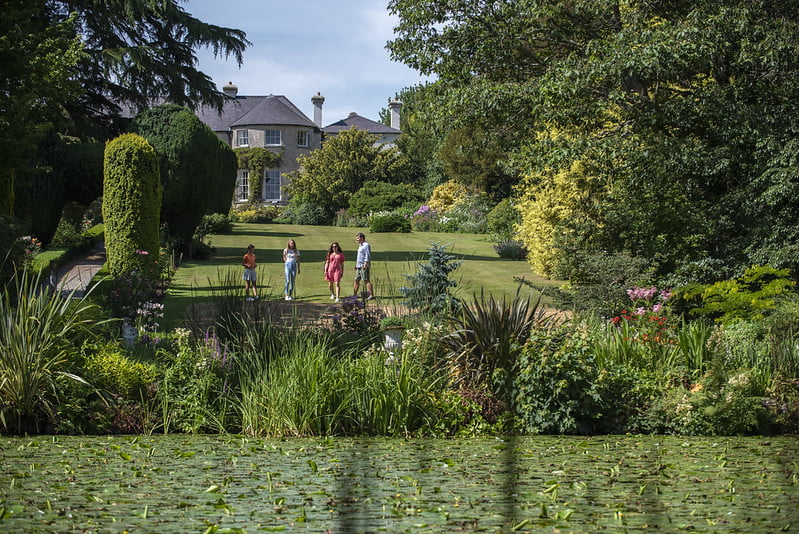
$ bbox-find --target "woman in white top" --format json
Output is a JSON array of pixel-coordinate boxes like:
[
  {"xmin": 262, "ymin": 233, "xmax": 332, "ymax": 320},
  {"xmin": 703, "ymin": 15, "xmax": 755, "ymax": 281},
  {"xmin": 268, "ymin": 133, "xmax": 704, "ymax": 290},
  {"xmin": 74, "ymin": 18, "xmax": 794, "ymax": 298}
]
[{"xmin": 283, "ymin": 239, "xmax": 301, "ymax": 300}]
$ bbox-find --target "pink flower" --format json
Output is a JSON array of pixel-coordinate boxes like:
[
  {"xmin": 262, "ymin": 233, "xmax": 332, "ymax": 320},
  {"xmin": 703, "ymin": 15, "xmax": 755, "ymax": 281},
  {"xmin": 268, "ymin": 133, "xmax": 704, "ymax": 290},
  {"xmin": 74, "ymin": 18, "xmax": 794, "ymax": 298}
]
[
  {"xmin": 635, "ymin": 307, "xmax": 646, "ymax": 315},
  {"xmin": 135, "ymin": 250, "xmax": 149, "ymax": 255},
  {"xmin": 652, "ymin": 304, "xmax": 662, "ymax": 313}
]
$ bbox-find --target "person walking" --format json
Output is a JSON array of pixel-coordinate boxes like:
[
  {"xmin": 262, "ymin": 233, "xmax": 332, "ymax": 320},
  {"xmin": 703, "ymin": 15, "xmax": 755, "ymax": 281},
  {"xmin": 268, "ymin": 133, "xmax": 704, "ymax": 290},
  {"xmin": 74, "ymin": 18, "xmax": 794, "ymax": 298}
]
[
  {"xmin": 283, "ymin": 239, "xmax": 300, "ymax": 300},
  {"xmin": 241, "ymin": 244, "xmax": 258, "ymax": 301},
  {"xmin": 353, "ymin": 232, "xmax": 374, "ymax": 300},
  {"xmin": 324, "ymin": 242, "xmax": 345, "ymax": 302}
]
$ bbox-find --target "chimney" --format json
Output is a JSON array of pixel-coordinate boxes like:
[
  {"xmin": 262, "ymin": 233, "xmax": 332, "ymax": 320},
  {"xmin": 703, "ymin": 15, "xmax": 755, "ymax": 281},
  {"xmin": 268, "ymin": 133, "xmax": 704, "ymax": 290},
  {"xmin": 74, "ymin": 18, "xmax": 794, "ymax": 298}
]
[
  {"xmin": 388, "ymin": 98, "xmax": 402, "ymax": 130},
  {"xmin": 222, "ymin": 81, "xmax": 238, "ymax": 98},
  {"xmin": 311, "ymin": 92, "xmax": 325, "ymax": 127}
]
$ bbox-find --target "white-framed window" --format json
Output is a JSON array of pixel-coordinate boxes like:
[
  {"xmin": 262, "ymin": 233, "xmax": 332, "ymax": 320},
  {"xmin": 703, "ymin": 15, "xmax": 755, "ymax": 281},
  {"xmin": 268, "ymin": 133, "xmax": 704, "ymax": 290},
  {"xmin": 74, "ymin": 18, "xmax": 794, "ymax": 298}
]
[
  {"xmin": 297, "ymin": 130, "xmax": 309, "ymax": 147},
  {"xmin": 236, "ymin": 170, "xmax": 249, "ymax": 202},
  {"xmin": 265, "ymin": 129, "xmax": 281, "ymax": 146},
  {"xmin": 263, "ymin": 170, "xmax": 281, "ymax": 201},
  {"xmin": 236, "ymin": 129, "xmax": 249, "ymax": 147}
]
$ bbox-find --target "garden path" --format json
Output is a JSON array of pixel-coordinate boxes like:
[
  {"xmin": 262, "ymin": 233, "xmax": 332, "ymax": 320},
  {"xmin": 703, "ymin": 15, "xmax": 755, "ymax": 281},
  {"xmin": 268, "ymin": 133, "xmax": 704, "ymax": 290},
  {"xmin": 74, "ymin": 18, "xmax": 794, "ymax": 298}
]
[{"xmin": 52, "ymin": 242, "xmax": 106, "ymax": 297}]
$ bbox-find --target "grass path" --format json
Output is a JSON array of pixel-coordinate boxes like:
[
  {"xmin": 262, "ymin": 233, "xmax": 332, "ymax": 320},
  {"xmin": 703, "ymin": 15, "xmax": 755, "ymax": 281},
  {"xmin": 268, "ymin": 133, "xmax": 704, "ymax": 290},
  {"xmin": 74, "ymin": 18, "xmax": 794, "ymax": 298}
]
[{"xmin": 161, "ymin": 223, "xmax": 556, "ymax": 328}]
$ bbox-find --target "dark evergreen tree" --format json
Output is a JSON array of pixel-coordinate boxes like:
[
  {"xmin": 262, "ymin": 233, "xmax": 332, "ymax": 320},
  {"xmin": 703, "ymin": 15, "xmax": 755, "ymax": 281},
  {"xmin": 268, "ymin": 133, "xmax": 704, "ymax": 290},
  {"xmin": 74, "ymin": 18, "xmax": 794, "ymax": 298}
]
[{"xmin": 133, "ymin": 104, "xmax": 229, "ymax": 252}]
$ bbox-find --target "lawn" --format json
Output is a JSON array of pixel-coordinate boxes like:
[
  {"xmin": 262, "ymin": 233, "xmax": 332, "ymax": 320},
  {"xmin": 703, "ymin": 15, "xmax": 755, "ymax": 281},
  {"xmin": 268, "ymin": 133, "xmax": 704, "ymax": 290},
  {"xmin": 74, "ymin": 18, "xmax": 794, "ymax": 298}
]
[{"xmin": 161, "ymin": 223, "xmax": 555, "ymax": 328}]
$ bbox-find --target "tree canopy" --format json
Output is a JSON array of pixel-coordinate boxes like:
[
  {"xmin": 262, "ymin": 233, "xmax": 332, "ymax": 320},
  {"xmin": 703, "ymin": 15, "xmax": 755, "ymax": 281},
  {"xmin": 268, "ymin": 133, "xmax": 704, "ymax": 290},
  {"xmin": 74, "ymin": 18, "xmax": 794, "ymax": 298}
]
[
  {"xmin": 1, "ymin": 0, "xmax": 249, "ymax": 238},
  {"xmin": 285, "ymin": 128, "xmax": 408, "ymax": 214},
  {"xmin": 388, "ymin": 0, "xmax": 799, "ymax": 280}
]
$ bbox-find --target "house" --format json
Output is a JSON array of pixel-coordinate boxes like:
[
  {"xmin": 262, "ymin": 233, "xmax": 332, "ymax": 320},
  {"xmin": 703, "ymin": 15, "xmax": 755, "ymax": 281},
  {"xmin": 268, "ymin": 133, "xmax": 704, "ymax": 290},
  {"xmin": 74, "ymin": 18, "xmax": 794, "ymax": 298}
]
[
  {"xmin": 196, "ymin": 82, "xmax": 322, "ymax": 204},
  {"xmin": 195, "ymin": 83, "xmax": 402, "ymax": 204},
  {"xmin": 320, "ymin": 99, "xmax": 402, "ymax": 148}
]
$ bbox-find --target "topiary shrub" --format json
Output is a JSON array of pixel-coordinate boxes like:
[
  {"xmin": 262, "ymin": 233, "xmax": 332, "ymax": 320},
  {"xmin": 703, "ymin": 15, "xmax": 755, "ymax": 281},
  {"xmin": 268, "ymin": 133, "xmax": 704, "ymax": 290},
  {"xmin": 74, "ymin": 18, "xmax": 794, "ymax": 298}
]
[
  {"xmin": 49, "ymin": 217, "xmax": 84, "ymax": 248},
  {"xmin": 369, "ymin": 212, "xmax": 411, "ymax": 233},
  {"xmin": 102, "ymin": 133, "xmax": 162, "ymax": 278},
  {"xmin": 207, "ymin": 137, "xmax": 238, "ymax": 215}
]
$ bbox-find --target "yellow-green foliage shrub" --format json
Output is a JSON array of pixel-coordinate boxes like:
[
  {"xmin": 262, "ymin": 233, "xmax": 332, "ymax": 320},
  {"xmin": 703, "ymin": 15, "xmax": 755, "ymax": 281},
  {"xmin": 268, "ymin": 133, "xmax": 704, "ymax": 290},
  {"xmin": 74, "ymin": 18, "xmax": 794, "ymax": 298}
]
[
  {"xmin": 515, "ymin": 160, "xmax": 603, "ymax": 278},
  {"xmin": 83, "ymin": 344, "xmax": 157, "ymax": 399},
  {"xmin": 426, "ymin": 180, "xmax": 469, "ymax": 214}
]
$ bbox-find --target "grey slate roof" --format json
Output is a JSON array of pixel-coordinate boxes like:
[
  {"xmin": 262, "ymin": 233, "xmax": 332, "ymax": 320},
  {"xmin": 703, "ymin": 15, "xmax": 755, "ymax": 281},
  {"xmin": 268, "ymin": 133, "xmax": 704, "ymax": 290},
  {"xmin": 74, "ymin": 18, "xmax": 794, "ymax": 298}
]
[
  {"xmin": 323, "ymin": 112, "xmax": 400, "ymax": 135},
  {"xmin": 196, "ymin": 95, "xmax": 318, "ymax": 133}
]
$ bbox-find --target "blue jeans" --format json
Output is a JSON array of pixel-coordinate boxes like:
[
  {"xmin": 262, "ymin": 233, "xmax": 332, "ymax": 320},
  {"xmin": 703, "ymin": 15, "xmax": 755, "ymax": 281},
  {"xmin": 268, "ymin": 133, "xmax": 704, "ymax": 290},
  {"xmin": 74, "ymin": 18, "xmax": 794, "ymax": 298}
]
[{"xmin": 284, "ymin": 261, "xmax": 297, "ymax": 296}]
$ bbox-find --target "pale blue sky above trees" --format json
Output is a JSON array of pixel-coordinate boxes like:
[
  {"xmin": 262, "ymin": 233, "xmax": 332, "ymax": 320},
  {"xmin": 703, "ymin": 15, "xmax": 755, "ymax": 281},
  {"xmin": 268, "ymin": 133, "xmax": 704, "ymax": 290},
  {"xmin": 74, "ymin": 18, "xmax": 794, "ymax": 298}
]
[{"xmin": 184, "ymin": 0, "xmax": 430, "ymax": 125}]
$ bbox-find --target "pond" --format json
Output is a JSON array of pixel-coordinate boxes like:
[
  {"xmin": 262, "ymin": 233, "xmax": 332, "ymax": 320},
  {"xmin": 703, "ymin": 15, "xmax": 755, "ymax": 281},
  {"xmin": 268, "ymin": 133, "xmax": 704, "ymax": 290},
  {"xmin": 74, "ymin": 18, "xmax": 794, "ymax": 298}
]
[{"xmin": 1, "ymin": 435, "xmax": 797, "ymax": 532}]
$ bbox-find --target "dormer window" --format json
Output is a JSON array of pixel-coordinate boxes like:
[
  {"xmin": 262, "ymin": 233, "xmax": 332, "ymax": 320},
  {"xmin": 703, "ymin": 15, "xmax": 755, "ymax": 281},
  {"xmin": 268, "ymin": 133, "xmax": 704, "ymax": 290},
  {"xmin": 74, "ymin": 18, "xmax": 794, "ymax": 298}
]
[
  {"xmin": 265, "ymin": 129, "xmax": 281, "ymax": 146},
  {"xmin": 236, "ymin": 129, "xmax": 249, "ymax": 147}
]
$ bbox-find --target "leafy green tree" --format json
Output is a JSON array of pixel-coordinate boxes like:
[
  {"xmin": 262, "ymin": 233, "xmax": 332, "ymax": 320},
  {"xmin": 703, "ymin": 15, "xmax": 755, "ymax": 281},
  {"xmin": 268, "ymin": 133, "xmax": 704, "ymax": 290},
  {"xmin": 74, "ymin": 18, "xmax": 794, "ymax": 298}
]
[
  {"xmin": 379, "ymin": 83, "xmax": 448, "ymax": 195},
  {"xmin": 53, "ymin": 0, "xmax": 248, "ymax": 125},
  {"xmin": 102, "ymin": 133, "xmax": 161, "ymax": 278},
  {"xmin": 389, "ymin": 0, "xmax": 799, "ymax": 281},
  {"xmin": 2, "ymin": 0, "xmax": 248, "ymax": 238},
  {"xmin": 285, "ymin": 128, "xmax": 407, "ymax": 214},
  {"xmin": 133, "ymin": 104, "xmax": 233, "ymax": 251},
  {"xmin": 438, "ymin": 126, "xmax": 517, "ymax": 200},
  {"xmin": 0, "ymin": 1, "xmax": 82, "ymax": 218}
]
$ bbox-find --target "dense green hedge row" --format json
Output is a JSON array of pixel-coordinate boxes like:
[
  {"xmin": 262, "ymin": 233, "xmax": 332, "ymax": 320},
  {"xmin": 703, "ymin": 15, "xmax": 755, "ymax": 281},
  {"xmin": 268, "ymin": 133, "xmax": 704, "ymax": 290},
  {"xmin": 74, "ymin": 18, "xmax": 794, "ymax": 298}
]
[{"xmin": 27, "ymin": 224, "xmax": 105, "ymax": 280}]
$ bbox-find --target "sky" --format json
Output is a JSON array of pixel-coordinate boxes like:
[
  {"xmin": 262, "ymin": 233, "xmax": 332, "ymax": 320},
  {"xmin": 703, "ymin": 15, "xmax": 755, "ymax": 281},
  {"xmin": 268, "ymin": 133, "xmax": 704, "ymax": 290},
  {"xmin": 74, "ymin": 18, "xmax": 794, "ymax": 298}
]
[{"xmin": 183, "ymin": 0, "xmax": 431, "ymax": 126}]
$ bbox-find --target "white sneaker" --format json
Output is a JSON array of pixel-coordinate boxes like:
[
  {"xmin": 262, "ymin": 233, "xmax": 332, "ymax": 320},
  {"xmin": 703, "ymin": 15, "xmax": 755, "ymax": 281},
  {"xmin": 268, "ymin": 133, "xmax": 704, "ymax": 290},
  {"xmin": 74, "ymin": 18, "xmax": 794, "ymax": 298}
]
[
  {"xmin": 334, "ymin": 297, "xmax": 340, "ymax": 303},
  {"xmin": 330, "ymin": 294, "xmax": 335, "ymax": 300},
  {"xmin": 246, "ymin": 297, "xmax": 254, "ymax": 302},
  {"xmin": 285, "ymin": 295, "xmax": 291, "ymax": 301}
]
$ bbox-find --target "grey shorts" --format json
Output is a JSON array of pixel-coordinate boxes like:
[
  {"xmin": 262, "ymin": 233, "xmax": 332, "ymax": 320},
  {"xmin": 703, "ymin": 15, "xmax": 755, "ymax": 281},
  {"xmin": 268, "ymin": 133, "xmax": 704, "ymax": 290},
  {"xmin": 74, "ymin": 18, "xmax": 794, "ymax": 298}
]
[
  {"xmin": 243, "ymin": 268, "xmax": 256, "ymax": 282},
  {"xmin": 355, "ymin": 266, "xmax": 370, "ymax": 282}
]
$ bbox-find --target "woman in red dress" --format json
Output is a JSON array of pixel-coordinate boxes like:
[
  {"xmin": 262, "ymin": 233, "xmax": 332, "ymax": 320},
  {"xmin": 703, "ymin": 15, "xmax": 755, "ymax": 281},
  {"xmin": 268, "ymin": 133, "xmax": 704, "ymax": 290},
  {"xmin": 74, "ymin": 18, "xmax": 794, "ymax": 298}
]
[{"xmin": 324, "ymin": 242, "xmax": 345, "ymax": 302}]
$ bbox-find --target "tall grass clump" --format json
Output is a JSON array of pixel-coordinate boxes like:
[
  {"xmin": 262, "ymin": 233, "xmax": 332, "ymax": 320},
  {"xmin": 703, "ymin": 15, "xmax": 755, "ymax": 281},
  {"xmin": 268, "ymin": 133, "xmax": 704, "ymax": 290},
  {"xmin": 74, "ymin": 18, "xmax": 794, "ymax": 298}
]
[
  {"xmin": 233, "ymin": 318, "xmax": 439, "ymax": 437},
  {"xmin": 234, "ymin": 324, "xmax": 337, "ymax": 436},
  {"xmin": 185, "ymin": 266, "xmax": 275, "ymax": 334},
  {"xmin": 338, "ymin": 345, "xmax": 440, "ymax": 436},
  {"xmin": 0, "ymin": 269, "xmax": 107, "ymax": 433}
]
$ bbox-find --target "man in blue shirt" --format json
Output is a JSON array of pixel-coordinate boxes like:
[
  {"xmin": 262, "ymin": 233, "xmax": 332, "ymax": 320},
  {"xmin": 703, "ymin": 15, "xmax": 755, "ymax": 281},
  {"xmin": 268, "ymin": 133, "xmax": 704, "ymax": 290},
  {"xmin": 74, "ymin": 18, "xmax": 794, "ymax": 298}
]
[{"xmin": 353, "ymin": 232, "xmax": 374, "ymax": 299}]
